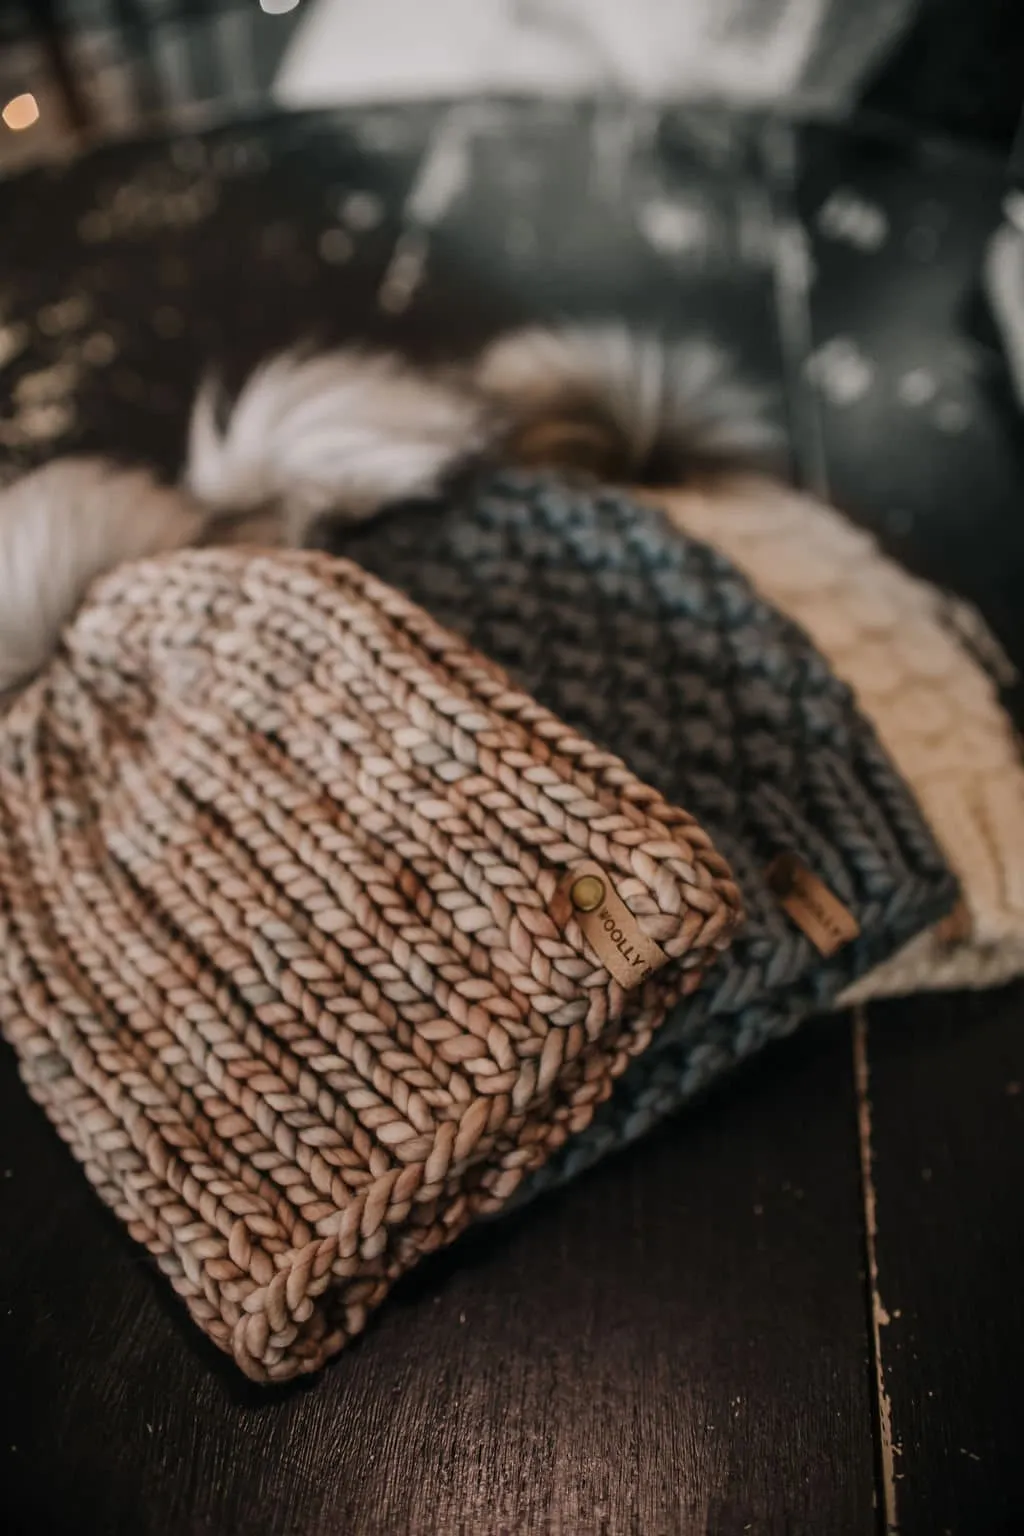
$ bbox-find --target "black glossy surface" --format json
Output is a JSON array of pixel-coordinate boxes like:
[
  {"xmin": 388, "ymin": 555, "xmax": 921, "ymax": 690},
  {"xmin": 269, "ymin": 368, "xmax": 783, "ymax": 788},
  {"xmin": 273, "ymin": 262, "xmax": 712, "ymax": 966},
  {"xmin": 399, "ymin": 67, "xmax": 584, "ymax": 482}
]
[{"xmin": 1, "ymin": 102, "xmax": 1022, "ymax": 1534}]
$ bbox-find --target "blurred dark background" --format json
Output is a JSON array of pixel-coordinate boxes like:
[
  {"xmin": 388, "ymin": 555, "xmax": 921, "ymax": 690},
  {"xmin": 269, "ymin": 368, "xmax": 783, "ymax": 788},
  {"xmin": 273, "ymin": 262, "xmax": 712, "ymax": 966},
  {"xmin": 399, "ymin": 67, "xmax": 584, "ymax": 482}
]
[{"xmin": 1, "ymin": 1, "xmax": 1022, "ymax": 171}]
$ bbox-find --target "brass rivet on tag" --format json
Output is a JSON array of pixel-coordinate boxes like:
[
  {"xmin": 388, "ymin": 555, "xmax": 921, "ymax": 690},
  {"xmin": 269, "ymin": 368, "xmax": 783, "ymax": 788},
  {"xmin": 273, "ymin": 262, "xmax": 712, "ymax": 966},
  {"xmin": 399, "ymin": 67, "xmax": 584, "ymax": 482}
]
[
  {"xmin": 570, "ymin": 874, "xmax": 605, "ymax": 912},
  {"xmin": 557, "ymin": 861, "xmax": 670, "ymax": 990}
]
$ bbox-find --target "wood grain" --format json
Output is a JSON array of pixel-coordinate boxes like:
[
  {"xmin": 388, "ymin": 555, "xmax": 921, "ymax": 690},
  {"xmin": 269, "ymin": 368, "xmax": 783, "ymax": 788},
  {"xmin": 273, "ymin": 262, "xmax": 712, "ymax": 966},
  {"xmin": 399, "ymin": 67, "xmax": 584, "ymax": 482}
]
[
  {"xmin": 0, "ymin": 1022, "xmax": 876, "ymax": 1535},
  {"xmin": 858, "ymin": 991, "xmax": 1024, "ymax": 1536}
]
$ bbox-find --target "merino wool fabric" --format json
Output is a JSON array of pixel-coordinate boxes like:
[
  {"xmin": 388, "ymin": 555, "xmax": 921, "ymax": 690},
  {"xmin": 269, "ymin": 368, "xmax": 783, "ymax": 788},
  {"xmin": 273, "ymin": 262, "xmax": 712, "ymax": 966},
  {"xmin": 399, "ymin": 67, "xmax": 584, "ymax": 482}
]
[
  {"xmin": 327, "ymin": 472, "xmax": 959, "ymax": 1196},
  {"xmin": 0, "ymin": 547, "xmax": 742, "ymax": 1380},
  {"xmin": 647, "ymin": 476, "xmax": 1024, "ymax": 1001}
]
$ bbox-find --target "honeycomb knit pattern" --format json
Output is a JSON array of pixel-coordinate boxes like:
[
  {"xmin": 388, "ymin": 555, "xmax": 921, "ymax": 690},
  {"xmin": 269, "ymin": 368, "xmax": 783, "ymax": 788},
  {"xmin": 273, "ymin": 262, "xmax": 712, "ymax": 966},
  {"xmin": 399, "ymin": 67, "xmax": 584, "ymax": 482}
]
[
  {"xmin": 0, "ymin": 547, "xmax": 741, "ymax": 1380},
  {"xmin": 329, "ymin": 472, "xmax": 959, "ymax": 1196},
  {"xmin": 649, "ymin": 476, "xmax": 1024, "ymax": 1001}
]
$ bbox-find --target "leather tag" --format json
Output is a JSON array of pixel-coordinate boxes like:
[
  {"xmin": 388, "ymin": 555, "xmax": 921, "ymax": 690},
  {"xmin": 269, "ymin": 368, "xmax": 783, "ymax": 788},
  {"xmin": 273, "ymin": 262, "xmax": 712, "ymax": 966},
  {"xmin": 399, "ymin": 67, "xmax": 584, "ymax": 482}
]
[
  {"xmin": 935, "ymin": 898, "xmax": 972, "ymax": 946},
  {"xmin": 553, "ymin": 860, "xmax": 668, "ymax": 990},
  {"xmin": 766, "ymin": 853, "xmax": 860, "ymax": 957}
]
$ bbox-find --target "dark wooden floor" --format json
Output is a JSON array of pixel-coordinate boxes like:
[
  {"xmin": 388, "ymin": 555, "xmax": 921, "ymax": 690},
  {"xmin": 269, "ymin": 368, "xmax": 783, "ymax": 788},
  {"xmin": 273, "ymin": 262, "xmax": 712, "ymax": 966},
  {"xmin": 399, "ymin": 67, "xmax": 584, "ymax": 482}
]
[{"xmin": 1, "ymin": 102, "xmax": 1023, "ymax": 1535}]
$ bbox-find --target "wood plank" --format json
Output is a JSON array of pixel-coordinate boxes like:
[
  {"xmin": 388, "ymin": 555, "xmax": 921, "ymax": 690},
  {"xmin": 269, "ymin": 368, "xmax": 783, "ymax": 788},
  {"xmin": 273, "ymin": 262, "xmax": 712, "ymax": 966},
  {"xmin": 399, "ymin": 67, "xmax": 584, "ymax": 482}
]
[
  {"xmin": 790, "ymin": 115, "xmax": 1024, "ymax": 1531},
  {"xmin": 0, "ymin": 1018, "xmax": 876, "ymax": 1535},
  {"xmin": 856, "ymin": 993, "xmax": 1024, "ymax": 1536}
]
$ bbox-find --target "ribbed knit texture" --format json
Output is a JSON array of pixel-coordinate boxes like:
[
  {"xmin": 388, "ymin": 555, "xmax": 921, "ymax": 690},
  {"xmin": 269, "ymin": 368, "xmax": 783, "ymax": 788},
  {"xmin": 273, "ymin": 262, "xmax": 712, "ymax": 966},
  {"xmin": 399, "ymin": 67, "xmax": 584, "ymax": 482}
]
[
  {"xmin": 0, "ymin": 547, "xmax": 741, "ymax": 1380},
  {"xmin": 647, "ymin": 477, "xmax": 1024, "ymax": 1000},
  {"xmin": 327, "ymin": 472, "xmax": 958, "ymax": 1194}
]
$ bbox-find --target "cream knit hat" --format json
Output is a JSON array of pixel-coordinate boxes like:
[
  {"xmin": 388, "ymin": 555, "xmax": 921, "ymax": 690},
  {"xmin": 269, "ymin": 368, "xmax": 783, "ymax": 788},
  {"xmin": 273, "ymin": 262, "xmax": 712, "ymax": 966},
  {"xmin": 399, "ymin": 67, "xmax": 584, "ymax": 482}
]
[{"xmin": 648, "ymin": 476, "xmax": 1024, "ymax": 1000}]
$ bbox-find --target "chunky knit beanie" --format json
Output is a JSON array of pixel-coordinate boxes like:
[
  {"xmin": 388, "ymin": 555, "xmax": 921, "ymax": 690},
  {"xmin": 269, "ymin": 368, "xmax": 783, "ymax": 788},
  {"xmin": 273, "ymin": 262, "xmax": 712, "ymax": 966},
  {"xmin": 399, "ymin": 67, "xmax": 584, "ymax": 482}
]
[
  {"xmin": 647, "ymin": 476, "xmax": 1024, "ymax": 1001},
  {"xmin": 327, "ymin": 472, "xmax": 959, "ymax": 1196},
  {"xmin": 0, "ymin": 547, "xmax": 741, "ymax": 1380}
]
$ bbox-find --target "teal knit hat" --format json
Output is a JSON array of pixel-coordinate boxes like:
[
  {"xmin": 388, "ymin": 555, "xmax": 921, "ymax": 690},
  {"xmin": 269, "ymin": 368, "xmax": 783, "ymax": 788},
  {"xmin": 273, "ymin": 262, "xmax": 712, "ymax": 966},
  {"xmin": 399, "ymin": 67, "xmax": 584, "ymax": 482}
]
[{"xmin": 326, "ymin": 470, "xmax": 957, "ymax": 1193}]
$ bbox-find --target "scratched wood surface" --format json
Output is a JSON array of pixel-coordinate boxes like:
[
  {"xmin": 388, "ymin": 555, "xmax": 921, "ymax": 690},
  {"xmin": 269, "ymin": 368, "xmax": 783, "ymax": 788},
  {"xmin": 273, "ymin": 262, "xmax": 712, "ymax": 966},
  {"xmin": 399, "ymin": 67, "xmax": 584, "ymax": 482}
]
[
  {"xmin": 0, "ymin": 1019, "xmax": 877, "ymax": 1536},
  {"xmin": 0, "ymin": 102, "xmax": 1023, "ymax": 1535},
  {"xmin": 854, "ymin": 994, "xmax": 1024, "ymax": 1536}
]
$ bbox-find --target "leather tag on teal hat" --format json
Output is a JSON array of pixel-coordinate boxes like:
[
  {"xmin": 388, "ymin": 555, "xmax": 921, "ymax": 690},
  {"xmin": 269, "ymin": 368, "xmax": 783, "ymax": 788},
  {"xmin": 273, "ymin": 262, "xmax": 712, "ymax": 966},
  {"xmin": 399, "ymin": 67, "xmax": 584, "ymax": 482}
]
[{"xmin": 767, "ymin": 852, "xmax": 860, "ymax": 957}]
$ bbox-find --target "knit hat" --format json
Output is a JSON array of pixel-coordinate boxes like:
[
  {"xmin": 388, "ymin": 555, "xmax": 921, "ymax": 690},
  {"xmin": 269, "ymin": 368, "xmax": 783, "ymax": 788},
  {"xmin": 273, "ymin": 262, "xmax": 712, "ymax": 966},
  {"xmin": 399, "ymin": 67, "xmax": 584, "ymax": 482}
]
[
  {"xmin": 326, "ymin": 471, "xmax": 958, "ymax": 1196},
  {"xmin": 647, "ymin": 476, "xmax": 1024, "ymax": 1001},
  {"xmin": 0, "ymin": 546, "xmax": 741, "ymax": 1380}
]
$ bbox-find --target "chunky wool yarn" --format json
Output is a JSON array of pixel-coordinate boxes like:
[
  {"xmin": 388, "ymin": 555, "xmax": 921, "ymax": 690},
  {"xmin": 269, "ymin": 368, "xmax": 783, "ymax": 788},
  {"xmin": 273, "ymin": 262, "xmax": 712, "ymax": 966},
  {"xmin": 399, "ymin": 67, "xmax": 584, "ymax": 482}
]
[
  {"xmin": 0, "ymin": 547, "xmax": 740, "ymax": 1380},
  {"xmin": 327, "ymin": 472, "xmax": 958, "ymax": 1196},
  {"xmin": 647, "ymin": 476, "xmax": 1024, "ymax": 1000}
]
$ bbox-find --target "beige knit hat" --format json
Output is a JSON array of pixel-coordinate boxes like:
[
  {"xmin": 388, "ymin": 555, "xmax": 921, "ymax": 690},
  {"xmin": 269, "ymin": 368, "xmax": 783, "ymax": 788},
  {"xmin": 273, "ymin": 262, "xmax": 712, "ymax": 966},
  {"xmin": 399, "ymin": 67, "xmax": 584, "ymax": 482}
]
[
  {"xmin": 648, "ymin": 477, "xmax": 1024, "ymax": 1000},
  {"xmin": 0, "ymin": 546, "xmax": 740, "ymax": 1380}
]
